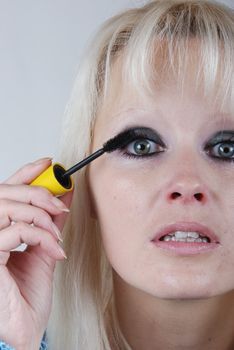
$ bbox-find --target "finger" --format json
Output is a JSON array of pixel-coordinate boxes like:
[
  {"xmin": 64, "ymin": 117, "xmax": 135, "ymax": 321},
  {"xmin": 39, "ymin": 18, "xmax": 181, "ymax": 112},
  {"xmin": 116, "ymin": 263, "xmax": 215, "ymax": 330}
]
[
  {"xmin": 0, "ymin": 222, "xmax": 66, "ymax": 262},
  {"xmin": 0, "ymin": 199, "xmax": 63, "ymax": 242},
  {"xmin": 0, "ymin": 183, "xmax": 69, "ymax": 215},
  {"xmin": 3, "ymin": 158, "xmax": 52, "ymax": 185},
  {"xmin": 52, "ymin": 190, "xmax": 74, "ymax": 233},
  {"xmin": 8, "ymin": 248, "xmax": 57, "ymax": 277}
]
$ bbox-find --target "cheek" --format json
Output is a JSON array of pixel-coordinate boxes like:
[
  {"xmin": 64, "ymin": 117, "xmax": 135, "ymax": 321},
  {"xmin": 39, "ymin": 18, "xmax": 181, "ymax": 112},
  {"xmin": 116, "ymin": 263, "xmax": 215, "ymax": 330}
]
[
  {"xmin": 87, "ymin": 152, "xmax": 234, "ymax": 298},
  {"xmin": 87, "ymin": 158, "xmax": 153, "ymax": 270}
]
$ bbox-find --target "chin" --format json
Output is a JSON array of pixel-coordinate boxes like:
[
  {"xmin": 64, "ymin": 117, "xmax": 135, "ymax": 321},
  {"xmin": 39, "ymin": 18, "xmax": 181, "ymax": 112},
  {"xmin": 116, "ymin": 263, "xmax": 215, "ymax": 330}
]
[{"xmin": 147, "ymin": 285, "xmax": 218, "ymax": 300}]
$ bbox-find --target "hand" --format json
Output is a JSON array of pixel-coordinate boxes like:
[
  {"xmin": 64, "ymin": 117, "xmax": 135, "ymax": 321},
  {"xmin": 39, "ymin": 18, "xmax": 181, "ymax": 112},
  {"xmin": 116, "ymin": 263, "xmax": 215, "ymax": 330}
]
[{"xmin": 0, "ymin": 158, "xmax": 73, "ymax": 350}]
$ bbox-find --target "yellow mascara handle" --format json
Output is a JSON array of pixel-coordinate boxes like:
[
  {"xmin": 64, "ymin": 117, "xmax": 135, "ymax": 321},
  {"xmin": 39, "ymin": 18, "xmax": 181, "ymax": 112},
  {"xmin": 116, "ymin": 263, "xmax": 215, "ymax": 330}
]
[{"xmin": 30, "ymin": 162, "xmax": 74, "ymax": 196}]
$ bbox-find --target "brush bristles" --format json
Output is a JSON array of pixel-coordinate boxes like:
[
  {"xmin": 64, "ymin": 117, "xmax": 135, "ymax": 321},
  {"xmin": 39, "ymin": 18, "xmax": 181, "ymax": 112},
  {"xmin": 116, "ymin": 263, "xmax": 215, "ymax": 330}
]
[{"xmin": 102, "ymin": 129, "xmax": 137, "ymax": 152}]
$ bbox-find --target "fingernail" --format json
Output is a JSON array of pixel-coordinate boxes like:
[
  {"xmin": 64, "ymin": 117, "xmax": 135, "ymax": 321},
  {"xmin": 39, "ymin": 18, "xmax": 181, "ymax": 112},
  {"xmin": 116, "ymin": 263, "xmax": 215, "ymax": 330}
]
[
  {"xmin": 51, "ymin": 222, "xmax": 63, "ymax": 242},
  {"xmin": 34, "ymin": 157, "xmax": 53, "ymax": 165},
  {"xmin": 51, "ymin": 197, "xmax": 69, "ymax": 211},
  {"xmin": 58, "ymin": 245, "xmax": 67, "ymax": 259},
  {"xmin": 61, "ymin": 208, "xmax": 70, "ymax": 213}
]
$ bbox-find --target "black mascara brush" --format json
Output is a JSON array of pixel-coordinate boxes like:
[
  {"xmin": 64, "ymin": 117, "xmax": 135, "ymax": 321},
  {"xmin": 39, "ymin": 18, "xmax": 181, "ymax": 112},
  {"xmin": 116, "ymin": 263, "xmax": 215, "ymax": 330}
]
[{"xmin": 30, "ymin": 128, "xmax": 140, "ymax": 196}]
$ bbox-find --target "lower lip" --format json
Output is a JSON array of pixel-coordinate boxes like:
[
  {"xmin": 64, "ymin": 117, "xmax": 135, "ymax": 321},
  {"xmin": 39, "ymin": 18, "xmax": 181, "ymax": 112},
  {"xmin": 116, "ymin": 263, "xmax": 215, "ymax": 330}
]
[{"xmin": 152, "ymin": 240, "xmax": 220, "ymax": 256}]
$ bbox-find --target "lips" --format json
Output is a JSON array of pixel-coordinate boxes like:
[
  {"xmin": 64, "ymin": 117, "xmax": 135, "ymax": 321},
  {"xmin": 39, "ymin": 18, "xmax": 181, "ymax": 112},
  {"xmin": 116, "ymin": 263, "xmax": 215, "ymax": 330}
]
[{"xmin": 152, "ymin": 222, "xmax": 220, "ymax": 244}]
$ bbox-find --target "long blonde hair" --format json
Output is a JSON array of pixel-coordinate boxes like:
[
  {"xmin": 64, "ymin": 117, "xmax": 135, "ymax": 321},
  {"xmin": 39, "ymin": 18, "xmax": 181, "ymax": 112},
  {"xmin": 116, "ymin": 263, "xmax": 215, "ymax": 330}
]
[{"xmin": 46, "ymin": 1, "xmax": 234, "ymax": 349}]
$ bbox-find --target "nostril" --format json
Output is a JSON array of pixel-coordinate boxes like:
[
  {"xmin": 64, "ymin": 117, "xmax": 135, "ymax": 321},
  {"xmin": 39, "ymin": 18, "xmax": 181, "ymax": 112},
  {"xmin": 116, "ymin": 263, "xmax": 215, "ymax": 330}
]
[
  {"xmin": 170, "ymin": 192, "xmax": 205, "ymax": 201},
  {"xmin": 171, "ymin": 192, "xmax": 181, "ymax": 199},
  {"xmin": 194, "ymin": 193, "xmax": 203, "ymax": 201}
]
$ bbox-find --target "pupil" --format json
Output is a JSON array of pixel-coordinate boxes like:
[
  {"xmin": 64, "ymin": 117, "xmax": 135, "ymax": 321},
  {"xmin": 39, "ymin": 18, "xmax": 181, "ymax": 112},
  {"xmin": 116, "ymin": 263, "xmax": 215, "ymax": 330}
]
[
  {"xmin": 219, "ymin": 143, "xmax": 234, "ymax": 157},
  {"xmin": 134, "ymin": 140, "xmax": 150, "ymax": 154}
]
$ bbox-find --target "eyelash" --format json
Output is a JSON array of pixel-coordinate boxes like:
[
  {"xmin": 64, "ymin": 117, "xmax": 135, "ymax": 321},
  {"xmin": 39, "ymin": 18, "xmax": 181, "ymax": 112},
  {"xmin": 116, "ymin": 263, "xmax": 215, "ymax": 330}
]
[{"xmin": 119, "ymin": 137, "xmax": 234, "ymax": 162}]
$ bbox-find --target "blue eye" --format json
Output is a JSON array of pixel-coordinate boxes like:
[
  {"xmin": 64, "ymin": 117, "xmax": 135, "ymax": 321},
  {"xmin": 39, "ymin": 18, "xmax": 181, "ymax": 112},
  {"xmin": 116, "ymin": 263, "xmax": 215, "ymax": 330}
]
[
  {"xmin": 207, "ymin": 142, "xmax": 234, "ymax": 161},
  {"xmin": 121, "ymin": 138, "xmax": 164, "ymax": 159},
  {"xmin": 204, "ymin": 131, "xmax": 234, "ymax": 162},
  {"xmin": 121, "ymin": 139, "xmax": 234, "ymax": 161},
  {"xmin": 113, "ymin": 128, "xmax": 234, "ymax": 163}
]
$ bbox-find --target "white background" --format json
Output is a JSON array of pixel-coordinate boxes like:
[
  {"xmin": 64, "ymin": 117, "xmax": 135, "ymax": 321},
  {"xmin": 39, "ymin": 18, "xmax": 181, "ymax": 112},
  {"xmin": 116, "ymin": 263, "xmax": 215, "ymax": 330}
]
[{"xmin": 1, "ymin": 0, "xmax": 233, "ymax": 181}]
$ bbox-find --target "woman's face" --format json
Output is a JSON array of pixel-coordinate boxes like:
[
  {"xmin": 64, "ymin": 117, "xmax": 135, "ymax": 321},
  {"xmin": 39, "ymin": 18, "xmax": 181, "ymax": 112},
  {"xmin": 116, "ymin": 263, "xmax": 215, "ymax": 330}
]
[{"xmin": 87, "ymin": 60, "xmax": 234, "ymax": 300}]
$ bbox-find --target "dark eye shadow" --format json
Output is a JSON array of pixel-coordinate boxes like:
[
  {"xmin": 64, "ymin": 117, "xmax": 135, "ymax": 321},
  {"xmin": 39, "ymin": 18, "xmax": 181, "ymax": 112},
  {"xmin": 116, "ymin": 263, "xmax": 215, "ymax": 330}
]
[
  {"xmin": 103, "ymin": 126, "xmax": 166, "ymax": 152},
  {"xmin": 205, "ymin": 130, "xmax": 234, "ymax": 148}
]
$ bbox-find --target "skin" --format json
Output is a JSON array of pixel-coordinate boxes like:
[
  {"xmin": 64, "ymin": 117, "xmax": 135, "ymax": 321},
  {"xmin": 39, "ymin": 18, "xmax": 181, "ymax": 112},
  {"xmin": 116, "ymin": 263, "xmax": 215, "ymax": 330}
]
[
  {"xmin": 87, "ymin": 55, "xmax": 234, "ymax": 349},
  {"xmin": 0, "ymin": 159, "xmax": 72, "ymax": 349}
]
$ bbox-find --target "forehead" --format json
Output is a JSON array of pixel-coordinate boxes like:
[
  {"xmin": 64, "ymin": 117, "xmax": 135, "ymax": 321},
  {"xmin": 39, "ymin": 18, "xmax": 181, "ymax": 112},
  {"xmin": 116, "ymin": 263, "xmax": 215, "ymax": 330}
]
[
  {"xmin": 96, "ymin": 59, "xmax": 225, "ymax": 128},
  {"xmin": 98, "ymin": 39, "xmax": 228, "ymax": 115},
  {"xmin": 92, "ymin": 37, "xmax": 233, "ymax": 146}
]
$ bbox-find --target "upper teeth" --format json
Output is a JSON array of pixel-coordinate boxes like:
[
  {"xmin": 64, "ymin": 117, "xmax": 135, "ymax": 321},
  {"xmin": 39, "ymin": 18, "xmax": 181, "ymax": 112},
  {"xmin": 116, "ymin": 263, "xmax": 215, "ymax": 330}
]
[
  {"xmin": 168, "ymin": 231, "xmax": 204, "ymax": 239},
  {"xmin": 160, "ymin": 231, "xmax": 210, "ymax": 243}
]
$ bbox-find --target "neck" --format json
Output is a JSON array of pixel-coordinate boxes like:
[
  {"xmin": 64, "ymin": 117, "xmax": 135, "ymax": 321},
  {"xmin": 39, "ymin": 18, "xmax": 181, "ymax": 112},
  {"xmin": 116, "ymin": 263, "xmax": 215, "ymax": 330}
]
[{"xmin": 113, "ymin": 273, "xmax": 234, "ymax": 350}]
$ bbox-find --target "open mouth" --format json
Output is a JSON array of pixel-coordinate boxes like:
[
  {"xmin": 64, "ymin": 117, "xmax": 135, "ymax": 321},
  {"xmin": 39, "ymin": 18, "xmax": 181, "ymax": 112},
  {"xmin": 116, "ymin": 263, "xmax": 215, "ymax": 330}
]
[
  {"xmin": 159, "ymin": 231, "xmax": 211, "ymax": 243},
  {"xmin": 152, "ymin": 222, "xmax": 220, "ymax": 244}
]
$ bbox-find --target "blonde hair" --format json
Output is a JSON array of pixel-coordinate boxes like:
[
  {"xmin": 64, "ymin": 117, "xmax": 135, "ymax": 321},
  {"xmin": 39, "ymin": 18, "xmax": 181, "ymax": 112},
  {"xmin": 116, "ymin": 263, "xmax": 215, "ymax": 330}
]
[{"xmin": 46, "ymin": 1, "xmax": 234, "ymax": 349}]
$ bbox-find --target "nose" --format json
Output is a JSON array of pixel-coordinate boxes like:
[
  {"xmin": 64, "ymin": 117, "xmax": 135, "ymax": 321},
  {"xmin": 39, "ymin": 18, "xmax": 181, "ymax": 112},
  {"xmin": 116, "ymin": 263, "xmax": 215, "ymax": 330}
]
[{"xmin": 166, "ymin": 181, "xmax": 208, "ymax": 205}]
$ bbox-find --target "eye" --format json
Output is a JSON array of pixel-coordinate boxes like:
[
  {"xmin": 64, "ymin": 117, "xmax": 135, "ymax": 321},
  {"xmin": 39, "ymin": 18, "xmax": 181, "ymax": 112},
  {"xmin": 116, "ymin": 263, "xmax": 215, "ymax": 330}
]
[
  {"xmin": 121, "ymin": 138, "xmax": 164, "ymax": 159},
  {"xmin": 207, "ymin": 141, "xmax": 234, "ymax": 161}
]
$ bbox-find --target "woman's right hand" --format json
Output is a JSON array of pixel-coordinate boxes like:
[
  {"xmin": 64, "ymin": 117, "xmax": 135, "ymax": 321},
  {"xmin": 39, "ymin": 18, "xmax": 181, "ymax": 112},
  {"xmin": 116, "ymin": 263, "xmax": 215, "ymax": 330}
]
[{"xmin": 0, "ymin": 158, "xmax": 73, "ymax": 350}]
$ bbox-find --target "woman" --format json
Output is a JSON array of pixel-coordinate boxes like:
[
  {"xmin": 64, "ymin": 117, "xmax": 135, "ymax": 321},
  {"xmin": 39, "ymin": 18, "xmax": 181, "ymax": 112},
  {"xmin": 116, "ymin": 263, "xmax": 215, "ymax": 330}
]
[{"xmin": 0, "ymin": 0, "xmax": 234, "ymax": 349}]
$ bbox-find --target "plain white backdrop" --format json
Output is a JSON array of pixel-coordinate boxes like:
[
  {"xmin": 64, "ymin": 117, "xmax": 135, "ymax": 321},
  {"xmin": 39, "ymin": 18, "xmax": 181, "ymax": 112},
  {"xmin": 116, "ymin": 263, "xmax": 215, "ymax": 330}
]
[{"xmin": 1, "ymin": 0, "xmax": 233, "ymax": 181}]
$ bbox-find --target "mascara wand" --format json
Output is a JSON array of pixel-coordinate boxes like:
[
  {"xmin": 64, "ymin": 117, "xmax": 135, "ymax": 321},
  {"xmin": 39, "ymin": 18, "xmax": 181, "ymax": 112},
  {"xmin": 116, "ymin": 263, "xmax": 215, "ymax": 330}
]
[
  {"xmin": 62, "ymin": 148, "xmax": 105, "ymax": 178},
  {"xmin": 30, "ymin": 129, "xmax": 133, "ymax": 196}
]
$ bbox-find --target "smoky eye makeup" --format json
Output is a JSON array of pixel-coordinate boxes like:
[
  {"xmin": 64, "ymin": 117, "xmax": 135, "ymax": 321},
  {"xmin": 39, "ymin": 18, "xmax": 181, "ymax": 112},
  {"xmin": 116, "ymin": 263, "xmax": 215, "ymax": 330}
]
[
  {"xmin": 205, "ymin": 130, "xmax": 234, "ymax": 147},
  {"xmin": 107, "ymin": 126, "xmax": 166, "ymax": 159},
  {"xmin": 106, "ymin": 127, "xmax": 234, "ymax": 162},
  {"xmin": 113, "ymin": 126, "xmax": 165, "ymax": 147},
  {"xmin": 204, "ymin": 130, "xmax": 234, "ymax": 162}
]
